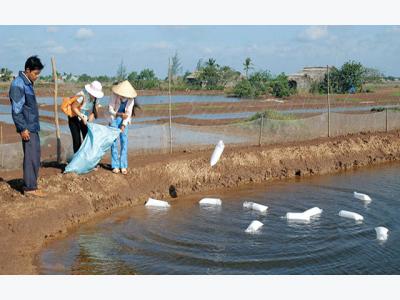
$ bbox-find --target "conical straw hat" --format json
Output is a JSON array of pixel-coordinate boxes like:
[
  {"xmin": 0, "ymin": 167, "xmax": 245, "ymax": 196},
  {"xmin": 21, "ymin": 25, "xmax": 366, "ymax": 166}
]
[{"xmin": 111, "ymin": 80, "xmax": 137, "ymax": 98}]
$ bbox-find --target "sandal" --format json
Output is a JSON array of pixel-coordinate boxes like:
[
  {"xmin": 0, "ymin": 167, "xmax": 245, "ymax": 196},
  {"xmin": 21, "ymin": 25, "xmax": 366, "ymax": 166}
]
[
  {"xmin": 112, "ymin": 168, "xmax": 120, "ymax": 174},
  {"xmin": 121, "ymin": 168, "xmax": 128, "ymax": 175}
]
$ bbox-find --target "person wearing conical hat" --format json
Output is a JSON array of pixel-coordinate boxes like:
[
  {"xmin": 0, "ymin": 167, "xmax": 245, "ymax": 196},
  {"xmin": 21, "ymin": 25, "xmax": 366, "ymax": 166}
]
[{"xmin": 109, "ymin": 80, "xmax": 137, "ymax": 175}]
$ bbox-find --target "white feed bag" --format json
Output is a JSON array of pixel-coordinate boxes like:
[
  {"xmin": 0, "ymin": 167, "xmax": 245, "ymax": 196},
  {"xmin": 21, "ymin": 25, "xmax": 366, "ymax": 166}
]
[
  {"xmin": 375, "ymin": 226, "xmax": 389, "ymax": 241},
  {"xmin": 303, "ymin": 207, "xmax": 323, "ymax": 218},
  {"xmin": 338, "ymin": 210, "xmax": 364, "ymax": 221},
  {"xmin": 286, "ymin": 212, "xmax": 310, "ymax": 222},
  {"xmin": 243, "ymin": 201, "xmax": 268, "ymax": 213},
  {"xmin": 199, "ymin": 198, "xmax": 222, "ymax": 206},
  {"xmin": 210, "ymin": 140, "xmax": 225, "ymax": 167},
  {"xmin": 145, "ymin": 198, "xmax": 171, "ymax": 208},
  {"xmin": 354, "ymin": 191, "xmax": 372, "ymax": 201},
  {"xmin": 245, "ymin": 220, "xmax": 264, "ymax": 233}
]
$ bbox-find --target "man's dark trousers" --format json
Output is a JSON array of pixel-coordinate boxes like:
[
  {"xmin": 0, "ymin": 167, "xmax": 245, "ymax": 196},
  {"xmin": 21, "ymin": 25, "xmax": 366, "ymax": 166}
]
[{"xmin": 22, "ymin": 132, "xmax": 40, "ymax": 191}]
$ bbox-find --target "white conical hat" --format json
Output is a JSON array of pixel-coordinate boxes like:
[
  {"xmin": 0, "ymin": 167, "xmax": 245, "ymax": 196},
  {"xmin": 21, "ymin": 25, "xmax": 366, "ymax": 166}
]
[{"xmin": 112, "ymin": 80, "xmax": 137, "ymax": 98}]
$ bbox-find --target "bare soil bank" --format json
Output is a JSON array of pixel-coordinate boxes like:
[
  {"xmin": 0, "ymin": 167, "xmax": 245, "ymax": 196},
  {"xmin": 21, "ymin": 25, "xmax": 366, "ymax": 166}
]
[{"xmin": 1, "ymin": 130, "xmax": 400, "ymax": 274}]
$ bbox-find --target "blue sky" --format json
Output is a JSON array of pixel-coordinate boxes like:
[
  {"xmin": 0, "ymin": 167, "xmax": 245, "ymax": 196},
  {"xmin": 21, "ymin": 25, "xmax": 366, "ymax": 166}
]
[{"xmin": 1, "ymin": 25, "xmax": 399, "ymax": 77}]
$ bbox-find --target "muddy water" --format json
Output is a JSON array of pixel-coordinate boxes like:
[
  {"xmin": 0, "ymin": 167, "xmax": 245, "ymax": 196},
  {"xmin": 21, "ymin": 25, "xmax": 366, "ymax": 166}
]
[{"xmin": 39, "ymin": 163, "xmax": 400, "ymax": 274}]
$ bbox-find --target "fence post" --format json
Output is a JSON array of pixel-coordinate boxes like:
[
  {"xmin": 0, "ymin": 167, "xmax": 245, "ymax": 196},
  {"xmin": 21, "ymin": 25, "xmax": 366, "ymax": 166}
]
[
  {"xmin": 51, "ymin": 57, "xmax": 61, "ymax": 164},
  {"xmin": 386, "ymin": 107, "xmax": 388, "ymax": 132},
  {"xmin": 168, "ymin": 58, "xmax": 173, "ymax": 154},
  {"xmin": 258, "ymin": 115, "xmax": 264, "ymax": 146},
  {"xmin": 0, "ymin": 124, "xmax": 3, "ymax": 168},
  {"xmin": 327, "ymin": 65, "xmax": 331, "ymax": 137}
]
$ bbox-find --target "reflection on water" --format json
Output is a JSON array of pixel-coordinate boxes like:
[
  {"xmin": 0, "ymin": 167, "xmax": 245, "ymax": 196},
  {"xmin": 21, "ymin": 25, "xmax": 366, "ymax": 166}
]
[{"xmin": 40, "ymin": 163, "xmax": 400, "ymax": 275}]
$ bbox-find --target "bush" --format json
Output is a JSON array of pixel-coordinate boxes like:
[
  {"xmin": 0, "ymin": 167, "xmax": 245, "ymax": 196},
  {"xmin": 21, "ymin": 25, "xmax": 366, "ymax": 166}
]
[
  {"xmin": 268, "ymin": 73, "xmax": 296, "ymax": 98},
  {"xmin": 233, "ymin": 79, "xmax": 255, "ymax": 98},
  {"xmin": 247, "ymin": 109, "xmax": 297, "ymax": 121}
]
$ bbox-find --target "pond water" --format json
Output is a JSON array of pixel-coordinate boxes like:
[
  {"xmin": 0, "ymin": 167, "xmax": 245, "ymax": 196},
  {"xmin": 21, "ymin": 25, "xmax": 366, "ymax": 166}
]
[{"xmin": 39, "ymin": 163, "xmax": 400, "ymax": 274}]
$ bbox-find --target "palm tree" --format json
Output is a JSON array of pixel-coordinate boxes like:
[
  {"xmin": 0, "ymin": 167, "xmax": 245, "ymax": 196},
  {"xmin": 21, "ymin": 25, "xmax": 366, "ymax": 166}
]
[
  {"xmin": 206, "ymin": 58, "xmax": 217, "ymax": 67},
  {"xmin": 243, "ymin": 57, "xmax": 254, "ymax": 78}
]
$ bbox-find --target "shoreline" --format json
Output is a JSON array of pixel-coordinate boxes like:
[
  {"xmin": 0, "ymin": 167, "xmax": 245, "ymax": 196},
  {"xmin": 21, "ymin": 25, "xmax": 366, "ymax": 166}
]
[{"xmin": 1, "ymin": 130, "xmax": 400, "ymax": 274}]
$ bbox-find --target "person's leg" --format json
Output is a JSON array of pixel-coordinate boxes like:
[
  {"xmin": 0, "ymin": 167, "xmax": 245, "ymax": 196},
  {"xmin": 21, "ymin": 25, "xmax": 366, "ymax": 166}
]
[
  {"xmin": 120, "ymin": 125, "xmax": 128, "ymax": 169},
  {"xmin": 110, "ymin": 119, "xmax": 120, "ymax": 170},
  {"xmin": 81, "ymin": 120, "xmax": 88, "ymax": 141},
  {"xmin": 68, "ymin": 116, "xmax": 82, "ymax": 153},
  {"xmin": 31, "ymin": 132, "xmax": 41, "ymax": 187},
  {"xmin": 22, "ymin": 132, "xmax": 40, "ymax": 191}
]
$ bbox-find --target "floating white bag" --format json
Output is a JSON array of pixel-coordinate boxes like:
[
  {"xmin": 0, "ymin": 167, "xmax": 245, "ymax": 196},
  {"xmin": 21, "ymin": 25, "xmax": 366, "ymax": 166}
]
[
  {"xmin": 286, "ymin": 212, "xmax": 310, "ymax": 222},
  {"xmin": 210, "ymin": 140, "xmax": 225, "ymax": 167},
  {"xmin": 338, "ymin": 210, "xmax": 363, "ymax": 221},
  {"xmin": 243, "ymin": 201, "xmax": 268, "ymax": 213},
  {"xmin": 375, "ymin": 227, "xmax": 389, "ymax": 241},
  {"xmin": 245, "ymin": 220, "xmax": 264, "ymax": 233},
  {"xmin": 354, "ymin": 191, "xmax": 372, "ymax": 202},
  {"xmin": 145, "ymin": 198, "xmax": 171, "ymax": 208},
  {"xmin": 199, "ymin": 198, "xmax": 222, "ymax": 206},
  {"xmin": 303, "ymin": 207, "xmax": 323, "ymax": 218}
]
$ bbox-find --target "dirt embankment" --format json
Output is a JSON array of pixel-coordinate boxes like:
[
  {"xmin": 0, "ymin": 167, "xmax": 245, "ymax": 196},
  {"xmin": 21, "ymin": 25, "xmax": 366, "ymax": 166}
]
[{"xmin": 1, "ymin": 130, "xmax": 400, "ymax": 274}]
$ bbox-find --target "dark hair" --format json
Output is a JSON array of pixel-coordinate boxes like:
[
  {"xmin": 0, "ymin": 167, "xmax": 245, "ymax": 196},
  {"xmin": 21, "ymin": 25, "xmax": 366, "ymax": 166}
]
[
  {"xmin": 132, "ymin": 98, "xmax": 141, "ymax": 116},
  {"xmin": 24, "ymin": 55, "xmax": 44, "ymax": 71}
]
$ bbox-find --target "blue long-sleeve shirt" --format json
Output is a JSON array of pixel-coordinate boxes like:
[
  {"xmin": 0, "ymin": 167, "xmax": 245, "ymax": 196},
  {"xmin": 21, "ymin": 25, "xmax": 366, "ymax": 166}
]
[{"xmin": 9, "ymin": 71, "xmax": 40, "ymax": 133}]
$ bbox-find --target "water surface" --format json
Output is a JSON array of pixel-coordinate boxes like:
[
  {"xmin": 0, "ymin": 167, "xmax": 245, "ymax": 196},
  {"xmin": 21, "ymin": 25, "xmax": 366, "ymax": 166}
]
[{"xmin": 40, "ymin": 163, "xmax": 400, "ymax": 274}]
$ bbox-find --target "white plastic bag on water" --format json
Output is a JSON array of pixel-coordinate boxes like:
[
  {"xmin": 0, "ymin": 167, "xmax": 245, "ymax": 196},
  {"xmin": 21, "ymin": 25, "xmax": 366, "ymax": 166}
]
[
  {"xmin": 286, "ymin": 212, "xmax": 310, "ymax": 222},
  {"xmin": 354, "ymin": 191, "xmax": 372, "ymax": 202},
  {"xmin": 210, "ymin": 140, "xmax": 225, "ymax": 167},
  {"xmin": 338, "ymin": 210, "xmax": 363, "ymax": 221},
  {"xmin": 145, "ymin": 198, "xmax": 171, "ymax": 208},
  {"xmin": 375, "ymin": 227, "xmax": 389, "ymax": 241},
  {"xmin": 199, "ymin": 198, "xmax": 222, "ymax": 206},
  {"xmin": 303, "ymin": 207, "xmax": 323, "ymax": 218},
  {"xmin": 245, "ymin": 220, "xmax": 264, "ymax": 234},
  {"xmin": 243, "ymin": 201, "xmax": 268, "ymax": 213}
]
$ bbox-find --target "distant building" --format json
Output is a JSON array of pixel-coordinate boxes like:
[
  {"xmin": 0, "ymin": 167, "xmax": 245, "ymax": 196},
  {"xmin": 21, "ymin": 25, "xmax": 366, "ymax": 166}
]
[{"xmin": 288, "ymin": 66, "xmax": 332, "ymax": 91}]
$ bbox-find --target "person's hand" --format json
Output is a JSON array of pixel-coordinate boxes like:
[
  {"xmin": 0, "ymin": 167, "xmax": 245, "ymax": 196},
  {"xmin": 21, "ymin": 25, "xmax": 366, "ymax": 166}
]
[
  {"xmin": 120, "ymin": 125, "xmax": 125, "ymax": 133},
  {"xmin": 81, "ymin": 114, "xmax": 88, "ymax": 125},
  {"xmin": 20, "ymin": 129, "xmax": 30, "ymax": 141},
  {"xmin": 88, "ymin": 113, "xmax": 95, "ymax": 123},
  {"xmin": 122, "ymin": 113, "xmax": 129, "ymax": 120}
]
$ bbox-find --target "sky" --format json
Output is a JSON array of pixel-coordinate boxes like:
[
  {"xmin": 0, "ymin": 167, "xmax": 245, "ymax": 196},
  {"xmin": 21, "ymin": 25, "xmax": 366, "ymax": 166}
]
[{"xmin": 0, "ymin": 25, "xmax": 399, "ymax": 77}]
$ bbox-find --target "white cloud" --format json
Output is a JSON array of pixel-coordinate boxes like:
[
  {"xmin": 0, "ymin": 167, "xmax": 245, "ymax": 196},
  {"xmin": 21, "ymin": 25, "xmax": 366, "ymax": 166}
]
[
  {"xmin": 75, "ymin": 28, "xmax": 94, "ymax": 40},
  {"xmin": 47, "ymin": 45, "xmax": 67, "ymax": 55},
  {"xmin": 299, "ymin": 26, "xmax": 329, "ymax": 41},
  {"xmin": 46, "ymin": 26, "xmax": 59, "ymax": 33}
]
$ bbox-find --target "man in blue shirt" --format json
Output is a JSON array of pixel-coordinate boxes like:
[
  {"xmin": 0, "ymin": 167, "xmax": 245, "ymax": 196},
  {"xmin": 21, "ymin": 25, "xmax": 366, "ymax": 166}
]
[{"xmin": 9, "ymin": 56, "xmax": 47, "ymax": 197}]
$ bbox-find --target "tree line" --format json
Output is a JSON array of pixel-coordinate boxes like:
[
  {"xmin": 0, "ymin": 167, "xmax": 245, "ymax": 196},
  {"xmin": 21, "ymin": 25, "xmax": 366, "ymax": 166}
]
[{"xmin": 1, "ymin": 55, "xmax": 396, "ymax": 98}]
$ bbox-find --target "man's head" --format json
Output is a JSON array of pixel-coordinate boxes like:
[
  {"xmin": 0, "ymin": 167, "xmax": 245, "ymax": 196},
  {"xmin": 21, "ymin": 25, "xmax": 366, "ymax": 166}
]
[{"xmin": 24, "ymin": 56, "xmax": 44, "ymax": 82}]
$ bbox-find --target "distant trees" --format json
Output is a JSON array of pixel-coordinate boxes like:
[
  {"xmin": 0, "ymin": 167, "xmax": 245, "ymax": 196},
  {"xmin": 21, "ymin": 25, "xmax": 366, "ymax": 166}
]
[
  {"xmin": 233, "ymin": 70, "xmax": 295, "ymax": 98},
  {"xmin": 0, "ymin": 67, "xmax": 13, "ymax": 82},
  {"xmin": 318, "ymin": 61, "xmax": 382, "ymax": 94},
  {"xmin": 243, "ymin": 57, "xmax": 254, "ymax": 78},
  {"xmin": 116, "ymin": 60, "xmax": 127, "ymax": 82}
]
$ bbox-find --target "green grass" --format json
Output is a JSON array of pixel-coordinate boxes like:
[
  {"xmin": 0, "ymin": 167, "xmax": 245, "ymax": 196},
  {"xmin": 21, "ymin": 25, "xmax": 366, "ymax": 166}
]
[
  {"xmin": 246, "ymin": 109, "xmax": 298, "ymax": 121},
  {"xmin": 142, "ymin": 103, "xmax": 180, "ymax": 111},
  {"xmin": 335, "ymin": 98, "xmax": 366, "ymax": 102},
  {"xmin": 371, "ymin": 106, "xmax": 400, "ymax": 112},
  {"xmin": 391, "ymin": 91, "xmax": 400, "ymax": 97}
]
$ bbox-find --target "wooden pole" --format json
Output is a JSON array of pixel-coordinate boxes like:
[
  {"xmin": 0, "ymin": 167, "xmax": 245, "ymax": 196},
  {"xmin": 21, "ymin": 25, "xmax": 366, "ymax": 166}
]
[
  {"xmin": 386, "ymin": 107, "xmax": 388, "ymax": 132},
  {"xmin": 258, "ymin": 114, "xmax": 264, "ymax": 146},
  {"xmin": 168, "ymin": 58, "xmax": 173, "ymax": 154},
  {"xmin": 51, "ymin": 57, "xmax": 61, "ymax": 164},
  {"xmin": 0, "ymin": 125, "xmax": 3, "ymax": 168},
  {"xmin": 327, "ymin": 65, "xmax": 331, "ymax": 137}
]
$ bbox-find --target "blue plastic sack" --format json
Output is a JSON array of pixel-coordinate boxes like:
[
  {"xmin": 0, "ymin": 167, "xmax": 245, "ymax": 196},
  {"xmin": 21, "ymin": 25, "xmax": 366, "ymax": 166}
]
[{"xmin": 64, "ymin": 123, "xmax": 121, "ymax": 174}]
